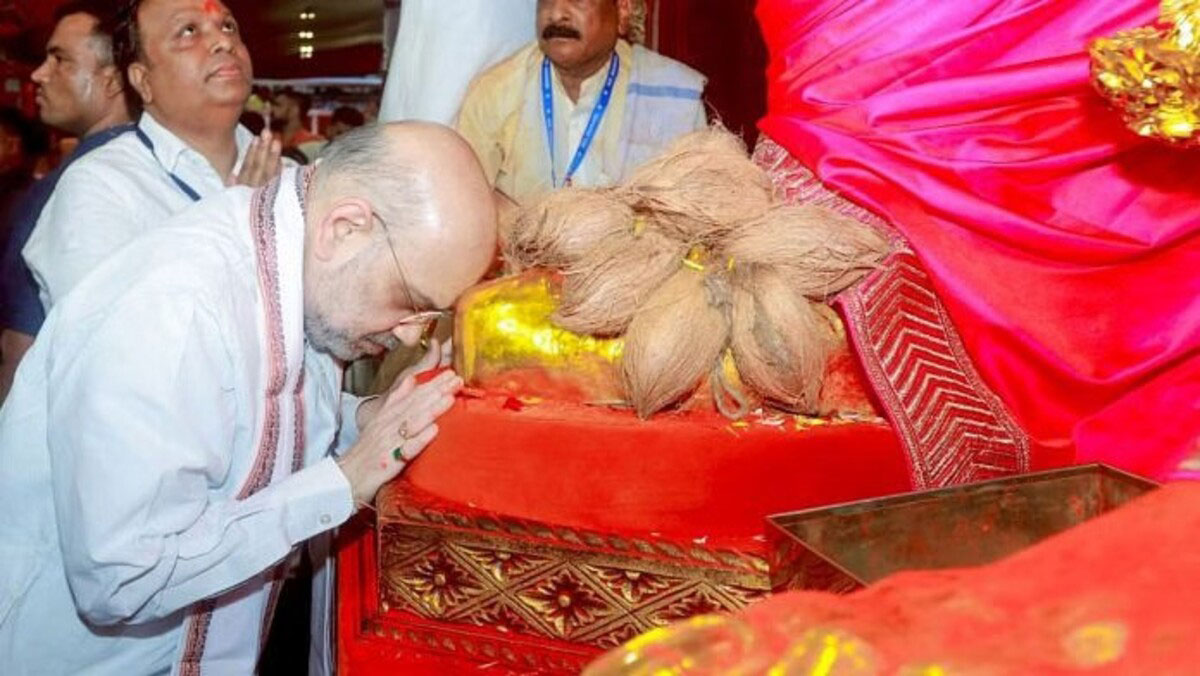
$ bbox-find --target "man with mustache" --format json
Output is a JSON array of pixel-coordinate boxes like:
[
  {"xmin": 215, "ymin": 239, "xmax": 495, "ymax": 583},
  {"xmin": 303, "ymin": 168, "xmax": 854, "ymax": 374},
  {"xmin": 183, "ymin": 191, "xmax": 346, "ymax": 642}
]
[
  {"xmin": 456, "ymin": 0, "xmax": 707, "ymax": 208},
  {"xmin": 0, "ymin": 122, "xmax": 497, "ymax": 675},
  {"xmin": 22, "ymin": 0, "xmax": 282, "ymax": 313},
  {"xmin": 0, "ymin": 0, "xmax": 133, "ymax": 403}
]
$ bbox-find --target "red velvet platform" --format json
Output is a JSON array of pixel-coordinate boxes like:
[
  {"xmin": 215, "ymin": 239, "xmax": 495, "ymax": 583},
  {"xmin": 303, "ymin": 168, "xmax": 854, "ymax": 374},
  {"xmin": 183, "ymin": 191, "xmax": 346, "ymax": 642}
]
[
  {"xmin": 336, "ymin": 392, "xmax": 912, "ymax": 673},
  {"xmin": 406, "ymin": 393, "xmax": 910, "ymax": 541}
]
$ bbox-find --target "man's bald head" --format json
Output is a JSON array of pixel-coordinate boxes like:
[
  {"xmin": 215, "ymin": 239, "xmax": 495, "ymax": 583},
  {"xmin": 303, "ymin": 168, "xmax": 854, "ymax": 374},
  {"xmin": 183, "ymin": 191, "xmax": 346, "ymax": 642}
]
[
  {"xmin": 313, "ymin": 122, "xmax": 496, "ymax": 303},
  {"xmin": 304, "ymin": 122, "xmax": 497, "ymax": 360}
]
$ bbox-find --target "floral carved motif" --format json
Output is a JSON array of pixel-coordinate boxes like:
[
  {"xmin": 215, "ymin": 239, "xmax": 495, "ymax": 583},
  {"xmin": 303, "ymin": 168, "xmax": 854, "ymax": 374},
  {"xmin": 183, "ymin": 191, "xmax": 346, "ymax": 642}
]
[
  {"xmin": 389, "ymin": 550, "xmax": 485, "ymax": 617},
  {"xmin": 516, "ymin": 568, "xmax": 618, "ymax": 638}
]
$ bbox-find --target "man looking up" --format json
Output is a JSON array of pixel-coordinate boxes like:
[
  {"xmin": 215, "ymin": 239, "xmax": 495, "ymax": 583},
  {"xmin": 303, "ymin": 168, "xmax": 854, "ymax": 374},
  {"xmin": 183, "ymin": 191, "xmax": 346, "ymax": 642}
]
[
  {"xmin": 272, "ymin": 87, "xmax": 328, "ymax": 162},
  {"xmin": 22, "ymin": 0, "xmax": 282, "ymax": 312},
  {"xmin": 456, "ymin": 0, "xmax": 707, "ymax": 209},
  {"xmin": 0, "ymin": 0, "xmax": 133, "ymax": 402},
  {"xmin": 0, "ymin": 122, "xmax": 497, "ymax": 674}
]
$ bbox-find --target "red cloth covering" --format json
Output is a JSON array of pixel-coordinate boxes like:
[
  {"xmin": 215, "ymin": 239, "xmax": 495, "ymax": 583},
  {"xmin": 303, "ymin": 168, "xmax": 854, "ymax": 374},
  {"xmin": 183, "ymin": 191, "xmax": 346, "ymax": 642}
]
[
  {"xmin": 587, "ymin": 482, "xmax": 1200, "ymax": 673},
  {"xmin": 756, "ymin": 0, "xmax": 1200, "ymax": 479},
  {"xmin": 404, "ymin": 392, "xmax": 910, "ymax": 544}
]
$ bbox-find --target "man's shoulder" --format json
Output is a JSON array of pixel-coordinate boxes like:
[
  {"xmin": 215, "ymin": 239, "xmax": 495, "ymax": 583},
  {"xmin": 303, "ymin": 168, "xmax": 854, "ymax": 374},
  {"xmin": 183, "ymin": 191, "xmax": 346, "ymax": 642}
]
[
  {"xmin": 464, "ymin": 41, "xmax": 540, "ymax": 102},
  {"xmin": 67, "ymin": 189, "xmax": 255, "ymax": 297},
  {"xmin": 54, "ymin": 132, "xmax": 158, "ymax": 194},
  {"xmin": 629, "ymin": 44, "xmax": 707, "ymax": 93}
]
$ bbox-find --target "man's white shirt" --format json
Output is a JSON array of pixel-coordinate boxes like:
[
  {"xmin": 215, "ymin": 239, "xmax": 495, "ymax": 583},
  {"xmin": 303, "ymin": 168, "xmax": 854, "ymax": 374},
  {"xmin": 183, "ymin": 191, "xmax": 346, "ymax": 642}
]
[
  {"xmin": 0, "ymin": 176, "xmax": 358, "ymax": 674},
  {"xmin": 22, "ymin": 112, "xmax": 254, "ymax": 312}
]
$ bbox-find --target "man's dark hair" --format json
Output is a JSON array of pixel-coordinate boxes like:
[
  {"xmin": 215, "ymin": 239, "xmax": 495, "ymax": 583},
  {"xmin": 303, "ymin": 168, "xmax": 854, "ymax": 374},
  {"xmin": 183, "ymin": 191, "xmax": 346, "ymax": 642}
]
[
  {"xmin": 331, "ymin": 106, "xmax": 365, "ymax": 128},
  {"xmin": 53, "ymin": 0, "xmax": 114, "ymax": 25},
  {"xmin": 54, "ymin": 0, "xmax": 140, "ymax": 116},
  {"xmin": 53, "ymin": 1, "xmax": 122, "ymax": 68},
  {"xmin": 111, "ymin": 0, "xmax": 147, "ymax": 113}
]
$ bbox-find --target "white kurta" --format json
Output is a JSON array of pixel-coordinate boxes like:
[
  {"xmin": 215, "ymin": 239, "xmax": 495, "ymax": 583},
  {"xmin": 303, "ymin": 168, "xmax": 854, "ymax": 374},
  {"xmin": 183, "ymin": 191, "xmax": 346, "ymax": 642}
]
[
  {"xmin": 379, "ymin": 0, "xmax": 535, "ymax": 124},
  {"xmin": 23, "ymin": 112, "xmax": 254, "ymax": 312},
  {"xmin": 0, "ymin": 169, "xmax": 357, "ymax": 675}
]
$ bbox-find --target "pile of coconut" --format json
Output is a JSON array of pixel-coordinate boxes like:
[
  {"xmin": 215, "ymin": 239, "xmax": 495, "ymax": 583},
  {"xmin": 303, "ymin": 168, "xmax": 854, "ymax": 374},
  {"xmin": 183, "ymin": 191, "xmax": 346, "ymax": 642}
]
[{"xmin": 504, "ymin": 127, "xmax": 890, "ymax": 420}]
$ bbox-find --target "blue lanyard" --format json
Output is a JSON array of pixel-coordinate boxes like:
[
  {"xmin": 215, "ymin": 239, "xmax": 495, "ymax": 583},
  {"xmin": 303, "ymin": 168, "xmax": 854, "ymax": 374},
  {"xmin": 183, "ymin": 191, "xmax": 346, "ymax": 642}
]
[
  {"xmin": 134, "ymin": 128, "xmax": 202, "ymax": 202},
  {"xmin": 541, "ymin": 52, "xmax": 620, "ymax": 188}
]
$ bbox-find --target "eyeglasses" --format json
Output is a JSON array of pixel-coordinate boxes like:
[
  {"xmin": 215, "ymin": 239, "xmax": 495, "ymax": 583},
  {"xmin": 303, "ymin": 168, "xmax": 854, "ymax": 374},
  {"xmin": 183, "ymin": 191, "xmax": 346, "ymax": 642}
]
[{"xmin": 372, "ymin": 212, "xmax": 451, "ymax": 341}]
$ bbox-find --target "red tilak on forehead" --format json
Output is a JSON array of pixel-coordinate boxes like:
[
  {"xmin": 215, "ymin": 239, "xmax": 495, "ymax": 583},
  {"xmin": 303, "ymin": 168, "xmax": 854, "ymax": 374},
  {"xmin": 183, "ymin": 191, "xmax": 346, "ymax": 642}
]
[{"xmin": 203, "ymin": 0, "xmax": 220, "ymax": 14}]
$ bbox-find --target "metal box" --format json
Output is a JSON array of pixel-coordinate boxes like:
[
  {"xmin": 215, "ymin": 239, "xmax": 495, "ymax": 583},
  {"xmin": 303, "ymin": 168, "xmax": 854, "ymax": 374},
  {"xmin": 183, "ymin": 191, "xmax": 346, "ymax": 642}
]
[{"xmin": 767, "ymin": 464, "xmax": 1156, "ymax": 593}]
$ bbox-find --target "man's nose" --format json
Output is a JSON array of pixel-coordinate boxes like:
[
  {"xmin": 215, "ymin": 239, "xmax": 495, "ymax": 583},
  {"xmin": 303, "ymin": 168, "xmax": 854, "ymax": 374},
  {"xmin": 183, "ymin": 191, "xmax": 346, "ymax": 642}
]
[
  {"xmin": 209, "ymin": 26, "xmax": 235, "ymax": 54},
  {"xmin": 31, "ymin": 60, "xmax": 50, "ymax": 85},
  {"xmin": 393, "ymin": 324, "xmax": 424, "ymax": 347},
  {"xmin": 544, "ymin": 0, "xmax": 572, "ymax": 21}
]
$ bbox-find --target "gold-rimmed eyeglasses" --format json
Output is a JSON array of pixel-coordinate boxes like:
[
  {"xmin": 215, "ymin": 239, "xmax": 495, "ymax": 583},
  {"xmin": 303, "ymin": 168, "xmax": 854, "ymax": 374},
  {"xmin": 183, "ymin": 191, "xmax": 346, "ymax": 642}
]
[{"xmin": 372, "ymin": 212, "xmax": 451, "ymax": 340}]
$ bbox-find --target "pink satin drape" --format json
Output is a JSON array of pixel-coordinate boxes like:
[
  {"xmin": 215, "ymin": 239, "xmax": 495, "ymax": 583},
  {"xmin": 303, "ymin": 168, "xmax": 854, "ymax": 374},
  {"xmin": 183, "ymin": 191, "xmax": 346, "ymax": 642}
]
[{"xmin": 757, "ymin": 0, "xmax": 1200, "ymax": 478}]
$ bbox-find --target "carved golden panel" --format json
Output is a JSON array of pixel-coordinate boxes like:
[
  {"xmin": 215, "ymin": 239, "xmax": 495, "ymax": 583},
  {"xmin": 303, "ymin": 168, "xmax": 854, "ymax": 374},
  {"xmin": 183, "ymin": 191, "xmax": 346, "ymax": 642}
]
[
  {"xmin": 376, "ymin": 503, "xmax": 769, "ymax": 649},
  {"xmin": 455, "ymin": 543, "xmax": 555, "ymax": 585},
  {"xmin": 515, "ymin": 567, "xmax": 620, "ymax": 639},
  {"xmin": 384, "ymin": 549, "xmax": 487, "ymax": 618},
  {"xmin": 584, "ymin": 564, "xmax": 683, "ymax": 605}
]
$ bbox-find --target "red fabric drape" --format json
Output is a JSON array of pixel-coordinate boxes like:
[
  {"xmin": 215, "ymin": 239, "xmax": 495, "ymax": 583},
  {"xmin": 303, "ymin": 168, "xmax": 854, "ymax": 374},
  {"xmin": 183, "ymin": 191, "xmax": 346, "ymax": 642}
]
[
  {"xmin": 757, "ymin": 0, "xmax": 1200, "ymax": 479},
  {"xmin": 653, "ymin": 0, "xmax": 768, "ymax": 145},
  {"xmin": 588, "ymin": 482, "xmax": 1200, "ymax": 673}
]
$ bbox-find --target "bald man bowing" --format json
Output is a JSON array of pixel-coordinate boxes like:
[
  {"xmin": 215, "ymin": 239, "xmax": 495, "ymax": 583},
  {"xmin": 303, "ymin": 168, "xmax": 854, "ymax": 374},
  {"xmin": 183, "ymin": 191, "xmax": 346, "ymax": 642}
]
[{"xmin": 0, "ymin": 123, "xmax": 496, "ymax": 675}]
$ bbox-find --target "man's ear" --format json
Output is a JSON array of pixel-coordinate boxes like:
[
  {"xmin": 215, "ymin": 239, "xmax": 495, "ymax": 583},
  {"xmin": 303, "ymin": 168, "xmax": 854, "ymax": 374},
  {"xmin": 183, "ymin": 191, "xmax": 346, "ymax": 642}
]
[
  {"xmin": 100, "ymin": 64, "xmax": 124, "ymax": 101},
  {"xmin": 616, "ymin": 0, "xmax": 633, "ymax": 35},
  {"xmin": 126, "ymin": 62, "xmax": 152, "ymax": 106},
  {"xmin": 311, "ymin": 197, "xmax": 374, "ymax": 263}
]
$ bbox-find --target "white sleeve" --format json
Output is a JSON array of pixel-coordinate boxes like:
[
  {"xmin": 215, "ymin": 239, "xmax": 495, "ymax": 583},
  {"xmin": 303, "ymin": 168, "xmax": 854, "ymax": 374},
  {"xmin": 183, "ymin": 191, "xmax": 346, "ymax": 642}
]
[
  {"xmin": 301, "ymin": 346, "xmax": 363, "ymax": 459},
  {"xmin": 23, "ymin": 164, "xmax": 141, "ymax": 311},
  {"xmin": 46, "ymin": 283, "xmax": 354, "ymax": 627},
  {"xmin": 337, "ymin": 392, "xmax": 366, "ymax": 453}
]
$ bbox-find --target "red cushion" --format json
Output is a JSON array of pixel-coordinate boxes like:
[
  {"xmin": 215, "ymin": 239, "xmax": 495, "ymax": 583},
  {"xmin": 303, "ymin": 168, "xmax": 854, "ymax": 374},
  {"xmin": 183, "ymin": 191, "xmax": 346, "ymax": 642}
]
[{"xmin": 405, "ymin": 393, "xmax": 912, "ymax": 544}]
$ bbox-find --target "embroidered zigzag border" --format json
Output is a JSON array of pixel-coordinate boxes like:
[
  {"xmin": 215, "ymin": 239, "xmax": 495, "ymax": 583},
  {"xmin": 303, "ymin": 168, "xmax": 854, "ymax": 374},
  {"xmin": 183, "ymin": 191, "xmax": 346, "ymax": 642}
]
[{"xmin": 753, "ymin": 137, "xmax": 1030, "ymax": 489}]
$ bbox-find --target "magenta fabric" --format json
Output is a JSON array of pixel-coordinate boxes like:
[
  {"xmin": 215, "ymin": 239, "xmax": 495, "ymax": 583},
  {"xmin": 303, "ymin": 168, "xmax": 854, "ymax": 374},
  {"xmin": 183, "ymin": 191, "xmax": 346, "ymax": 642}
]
[{"xmin": 757, "ymin": 0, "xmax": 1200, "ymax": 479}]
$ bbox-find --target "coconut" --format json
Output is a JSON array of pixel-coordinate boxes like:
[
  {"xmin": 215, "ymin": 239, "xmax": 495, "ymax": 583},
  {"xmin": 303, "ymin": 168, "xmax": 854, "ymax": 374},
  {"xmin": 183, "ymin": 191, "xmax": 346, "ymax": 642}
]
[
  {"xmin": 552, "ymin": 227, "xmax": 685, "ymax": 336},
  {"xmin": 621, "ymin": 267, "xmax": 730, "ymax": 418},
  {"xmin": 729, "ymin": 265, "xmax": 841, "ymax": 414},
  {"xmin": 504, "ymin": 188, "xmax": 634, "ymax": 270},
  {"xmin": 723, "ymin": 204, "xmax": 891, "ymax": 299},
  {"xmin": 619, "ymin": 127, "xmax": 775, "ymax": 243}
]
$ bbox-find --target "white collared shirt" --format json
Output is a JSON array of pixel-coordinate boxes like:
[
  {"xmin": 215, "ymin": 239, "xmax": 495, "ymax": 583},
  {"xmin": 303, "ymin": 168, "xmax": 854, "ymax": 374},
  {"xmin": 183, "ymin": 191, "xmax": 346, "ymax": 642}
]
[
  {"xmin": 22, "ymin": 112, "xmax": 254, "ymax": 312},
  {"xmin": 548, "ymin": 50, "xmax": 625, "ymax": 189},
  {"xmin": 0, "ymin": 177, "xmax": 357, "ymax": 674}
]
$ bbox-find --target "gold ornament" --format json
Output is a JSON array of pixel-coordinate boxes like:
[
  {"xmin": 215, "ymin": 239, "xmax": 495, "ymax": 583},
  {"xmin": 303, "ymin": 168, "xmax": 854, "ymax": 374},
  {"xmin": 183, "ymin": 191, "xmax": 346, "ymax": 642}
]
[
  {"xmin": 1090, "ymin": 0, "xmax": 1200, "ymax": 146},
  {"xmin": 454, "ymin": 272, "xmax": 626, "ymax": 404}
]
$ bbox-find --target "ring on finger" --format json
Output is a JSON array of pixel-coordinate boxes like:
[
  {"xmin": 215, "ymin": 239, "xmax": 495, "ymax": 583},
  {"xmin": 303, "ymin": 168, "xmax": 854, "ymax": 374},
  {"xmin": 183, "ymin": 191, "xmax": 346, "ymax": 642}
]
[{"xmin": 392, "ymin": 443, "xmax": 406, "ymax": 462}]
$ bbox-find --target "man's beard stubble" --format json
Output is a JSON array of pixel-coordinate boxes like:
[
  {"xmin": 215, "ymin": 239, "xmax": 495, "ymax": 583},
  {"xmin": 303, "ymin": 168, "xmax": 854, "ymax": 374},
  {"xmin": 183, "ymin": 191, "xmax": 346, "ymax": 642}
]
[{"xmin": 304, "ymin": 309, "xmax": 402, "ymax": 363}]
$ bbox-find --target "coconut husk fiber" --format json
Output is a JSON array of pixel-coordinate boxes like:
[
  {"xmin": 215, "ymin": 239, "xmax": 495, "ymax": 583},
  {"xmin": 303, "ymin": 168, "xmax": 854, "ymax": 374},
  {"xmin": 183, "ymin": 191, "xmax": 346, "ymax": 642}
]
[
  {"xmin": 503, "ymin": 188, "xmax": 634, "ymax": 270},
  {"xmin": 622, "ymin": 266, "xmax": 731, "ymax": 418},
  {"xmin": 723, "ymin": 204, "xmax": 891, "ymax": 299},
  {"xmin": 730, "ymin": 265, "xmax": 841, "ymax": 414},
  {"xmin": 552, "ymin": 226, "xmax": 685, "ymax": 336},
  {"xmin": 619, "ymin": 127, "xmax": 774, "ymax": 243}
]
